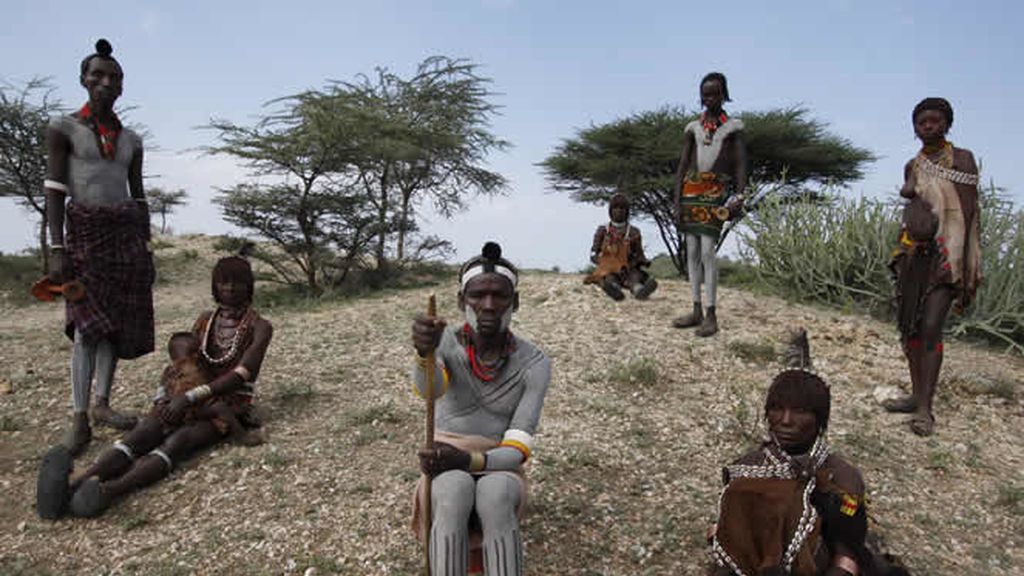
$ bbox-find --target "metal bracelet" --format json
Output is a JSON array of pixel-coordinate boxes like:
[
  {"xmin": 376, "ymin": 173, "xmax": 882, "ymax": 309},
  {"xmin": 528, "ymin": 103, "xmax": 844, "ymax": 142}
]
[{"xmin": 185, "ymin": 384, "xmax": 212, "ymax": 404}]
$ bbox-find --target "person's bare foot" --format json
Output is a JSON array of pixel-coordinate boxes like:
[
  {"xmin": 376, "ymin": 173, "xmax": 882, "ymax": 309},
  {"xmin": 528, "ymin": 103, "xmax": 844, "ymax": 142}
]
[
  {"xmin": 633, "ymin": 278, "xmax": 658, "ymax": 300},
  {"xmin": 672, "ymin": 303, "xmax": 703, "ymax": 328},
  {"xmin": 696, "ymin": 306, "xmax": 718, "ymax": 337},
  {"xmin": 910, "ymin": 412, "xmax": 935, "ymax": 436},
  {"xmin": 600, "ymin": 279, "xmax": 625, "ymax": 301},
  {"xmin": 90, "ymin": 405, "xmax": 137, "ymax": 430},
  {"xmin": 882, "ymin": 395, "xmax": 918, "ymax": 414},
  {"xmin": 69, "ymin": 476, "xmax": 111, "ymax": 517}
]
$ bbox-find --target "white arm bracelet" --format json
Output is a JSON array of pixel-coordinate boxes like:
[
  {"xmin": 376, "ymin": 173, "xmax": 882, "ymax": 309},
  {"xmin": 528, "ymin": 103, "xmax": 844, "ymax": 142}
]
[
  {"xmin": 44, "ymin": 179, "xmax": 69, "ymax": 193},
  {"xmin": 185, "ymin": 384, "xmax": 212, "ymax": 404}
]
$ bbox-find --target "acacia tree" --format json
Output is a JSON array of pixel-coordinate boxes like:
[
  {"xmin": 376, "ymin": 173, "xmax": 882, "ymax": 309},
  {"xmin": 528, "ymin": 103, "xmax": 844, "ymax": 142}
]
[
  {"xmin": 326, "ymin": 56, "xmax": 509, "ymax": 269},
  {"xmin": 147, "ymin": 186, "xmax": 187, "ymax": 233},
  {"xmin": 206, "ymin": 92, "xmax": 379, "ymax": 294},
  {"xmin": 0, "ymin": 78, "xmax": 60, "ymax": 270},
  {"xmin": 540, "ymin": 107, "xmax": 875, "ymax": 272}
]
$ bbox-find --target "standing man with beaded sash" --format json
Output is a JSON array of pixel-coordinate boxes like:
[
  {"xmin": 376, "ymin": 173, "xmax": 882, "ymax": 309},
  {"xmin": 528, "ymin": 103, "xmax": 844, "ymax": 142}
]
[
  {"xmin": 36, "ymin": 256, "xmax": 273, "ymax": 519},
  {"xmin": 411, "ymin": 242, "xmax": 551, "ymax": 576},
  {"xmin": 709, "ymin": 330, "xmax": 905, "ymax": 576},
  {"xmin": 584, "ymin": 193, "xmax": 658, "ymax": 301},
  {"xmin": 883, "ymin": 98, "xmax": 982, "ymax": 437},
  {"xmin": 672, "ymin": 72, "xmax": 748, "ymax": 337},
  {"xmin": 44, "ymin": 39, "xmax": 155, "ymax": 455}
]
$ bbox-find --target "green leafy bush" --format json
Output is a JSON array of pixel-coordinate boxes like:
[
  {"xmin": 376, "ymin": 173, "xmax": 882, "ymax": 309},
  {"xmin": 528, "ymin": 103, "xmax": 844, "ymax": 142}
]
[
  {"xmin": 952, "ymin": 186, "xmax": 1024, "ymax": 350},
  {"xmin": 739, "ymin": 191, "xmax": 899, "ymax": 313},
  {"xmin": 0, "ymin": 253, "xmax": 42, "ymax": 305},
  {"xmin": 739, "ymin": 184, "xmax": 1023, "ymax": 352}
]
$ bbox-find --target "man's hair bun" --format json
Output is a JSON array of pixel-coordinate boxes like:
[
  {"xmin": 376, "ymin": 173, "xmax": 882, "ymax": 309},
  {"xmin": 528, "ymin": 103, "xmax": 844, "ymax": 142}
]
[
  {"xmin": 482, "ymin": 241, "xmax": 502, "ymax": 261},
  {"xmin": 95, "ymin": 39, "xmax": 113, "ymax": 57}
]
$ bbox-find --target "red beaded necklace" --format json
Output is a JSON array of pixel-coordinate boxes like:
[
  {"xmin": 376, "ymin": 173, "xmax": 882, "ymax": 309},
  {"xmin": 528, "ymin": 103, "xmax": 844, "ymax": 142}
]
[
  {"xmin": 79, "ymin": 103, "xmax": 122, "ymax": 160},
  {"xmin": 701, "ymin": 111, "xmax": 729, "ymax": 142},
  {"xmin": 462, "ymin": 323, "xmax": 515, "ymax": 381}
]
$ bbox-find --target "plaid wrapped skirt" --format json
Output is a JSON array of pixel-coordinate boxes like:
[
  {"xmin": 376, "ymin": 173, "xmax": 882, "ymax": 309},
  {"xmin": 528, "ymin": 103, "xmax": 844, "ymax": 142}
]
[{"xmin": 64, "ymin": 201, "xmax": 155, "ymax": 359}]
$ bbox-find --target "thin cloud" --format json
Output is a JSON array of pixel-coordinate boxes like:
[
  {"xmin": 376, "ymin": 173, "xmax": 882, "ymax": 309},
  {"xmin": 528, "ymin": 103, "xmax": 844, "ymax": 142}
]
[{"xmin": 140, "ymin": 11, "xmax": 160, "ymax": 35}]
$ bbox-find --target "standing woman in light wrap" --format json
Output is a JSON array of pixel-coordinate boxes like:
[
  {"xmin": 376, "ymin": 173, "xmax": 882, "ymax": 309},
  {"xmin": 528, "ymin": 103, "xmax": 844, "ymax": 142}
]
[{"xmin": 884, "ymin": 97, "xmax": 982, "ymax": 436}]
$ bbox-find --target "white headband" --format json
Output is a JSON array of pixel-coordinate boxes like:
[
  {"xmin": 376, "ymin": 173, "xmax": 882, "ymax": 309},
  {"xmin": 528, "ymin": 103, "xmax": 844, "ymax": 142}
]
[{"xmin": 460, "ymin": 263, "xmax": 518, "ymax": 291}]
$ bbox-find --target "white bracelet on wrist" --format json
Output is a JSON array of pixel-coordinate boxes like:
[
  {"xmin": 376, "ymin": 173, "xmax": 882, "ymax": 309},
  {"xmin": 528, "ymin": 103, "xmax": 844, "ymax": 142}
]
[{"xmin": 185, "ymin": 384, "xmax": 212, "ymax": 404}]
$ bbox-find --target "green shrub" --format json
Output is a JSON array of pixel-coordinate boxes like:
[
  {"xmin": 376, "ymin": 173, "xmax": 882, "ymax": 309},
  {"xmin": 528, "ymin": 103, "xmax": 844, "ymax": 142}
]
[
  {"xmin": 727, "ymin": 339, "xmax": 777, "ymax": 364},
  {"xmin": 0, "ymin": 253, "xmax": 42, "ymax": 305},
  {"xmin": 646, "ymin": 254, "xmax": 679, "ymax": 279},
  {"xmin": 739, "ymin": 191, "xmax": 899, "ymax": 314},
  {"xmin": 608, "ymin": 357, "xmax": 658, "ymax": 386},
  {"xmin": 949, "ymin": 185, "xmax": 1024, "ymax": 351},
  {"xmin": 997, "ymin": 484, "xmax": 1024, "ymax": 512},
  {"xmin": 739, "ymin": 184, "xmax": 1024, "ymax": 353},
  {"xmin": 153, "ymin": 249, "xmax": 203, "ymax": 285}
]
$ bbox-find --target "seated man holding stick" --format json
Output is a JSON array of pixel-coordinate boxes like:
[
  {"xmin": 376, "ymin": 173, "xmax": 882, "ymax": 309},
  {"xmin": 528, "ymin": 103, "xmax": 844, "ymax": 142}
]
[{"xmin": 411, "ymin": 242, "xmax": 552, "ymax": 576}]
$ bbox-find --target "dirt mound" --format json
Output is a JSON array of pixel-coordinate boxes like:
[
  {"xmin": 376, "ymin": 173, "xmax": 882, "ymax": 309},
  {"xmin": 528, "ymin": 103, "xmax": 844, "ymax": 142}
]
[{"xmin": 0, "ymin": 235, "xmax": 1020, "ymax": 574}]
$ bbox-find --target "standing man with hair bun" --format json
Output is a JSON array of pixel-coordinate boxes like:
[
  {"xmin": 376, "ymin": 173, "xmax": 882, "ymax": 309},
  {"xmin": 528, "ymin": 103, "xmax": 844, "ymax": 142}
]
[{"xmin": 44, "ymin": 39, "xmax": 154, "ymax": 455}]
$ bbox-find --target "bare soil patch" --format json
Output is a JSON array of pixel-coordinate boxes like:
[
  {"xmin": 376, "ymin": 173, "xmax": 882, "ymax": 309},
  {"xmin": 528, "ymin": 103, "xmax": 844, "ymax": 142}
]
[{"xmin": 1, "ymin": 236, "xmax": 1021, "ymax": 575}]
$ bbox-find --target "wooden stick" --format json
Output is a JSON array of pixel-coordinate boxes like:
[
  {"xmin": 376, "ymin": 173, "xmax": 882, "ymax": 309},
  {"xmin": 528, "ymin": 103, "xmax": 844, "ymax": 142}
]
[{"xmin": 422, "ymin": 294, "xmax": 437, "ymax": 575}]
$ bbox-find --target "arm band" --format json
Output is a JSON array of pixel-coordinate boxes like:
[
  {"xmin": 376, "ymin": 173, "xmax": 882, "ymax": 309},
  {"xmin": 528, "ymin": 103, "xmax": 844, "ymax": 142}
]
[
  {"xmin": 44, "ymin": 179, "xmax": 68, "ymax": 193},
  {"xmin": 469, "ymin": 452, "xmax": 486, "ymax": 472},
  {"xmin": 499, "ymin": 429, "xmax": 535, "ymax": 461}
]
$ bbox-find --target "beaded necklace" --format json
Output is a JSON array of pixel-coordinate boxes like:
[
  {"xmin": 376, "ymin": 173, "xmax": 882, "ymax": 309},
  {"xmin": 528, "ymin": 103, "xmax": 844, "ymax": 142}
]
[
  {"xmin": 201, "ymin": 306, "xmax": 254, "ymax": 367},
  {"xmin": 701, "ymin": 111, "xmax": 729, "ymax": 145},
  {"xmin": 78, "ymin": 103, "xmax": 122, "ymax": 161},
  {"xmin": 921, "ymin": 140, "xmax": 953, "ymax": 168},
  {"xmin": 462, "ymin": 323, "xmax": 515, "ymax": 382},
  {"xmin": 606, "ymin": 221, "xmax": 631, "ymax": 245}
]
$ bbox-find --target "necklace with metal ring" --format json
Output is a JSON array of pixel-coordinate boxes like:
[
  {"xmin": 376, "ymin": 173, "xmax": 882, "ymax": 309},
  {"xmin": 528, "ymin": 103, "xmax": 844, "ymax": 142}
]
[{"xmin": 201, "ymin": 306, "xmax": 254, "ymax": 367}]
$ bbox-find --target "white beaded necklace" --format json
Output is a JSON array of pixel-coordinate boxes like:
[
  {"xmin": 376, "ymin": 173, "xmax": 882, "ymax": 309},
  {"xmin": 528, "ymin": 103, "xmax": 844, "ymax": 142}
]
[
  {"xmin": 916, "ymin": 154, "xmax": 980, "ymax": 186},
  {"xmin": 200, "ymin": 306, "xmax": 253, "ymax": 367}
]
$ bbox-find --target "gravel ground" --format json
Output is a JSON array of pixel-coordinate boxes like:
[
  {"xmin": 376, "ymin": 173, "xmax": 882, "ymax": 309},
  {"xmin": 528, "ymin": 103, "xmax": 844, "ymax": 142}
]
[{"xmin": 0, "ymin": 236, "xmax": 1021, "ymax": 575}]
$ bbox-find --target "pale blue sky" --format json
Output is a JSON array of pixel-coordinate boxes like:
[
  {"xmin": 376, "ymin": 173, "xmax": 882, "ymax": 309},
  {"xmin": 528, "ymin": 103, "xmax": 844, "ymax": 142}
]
[{"xmin": 2, "ymin": 0, "xmax": 1021, "ymax": 269}]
